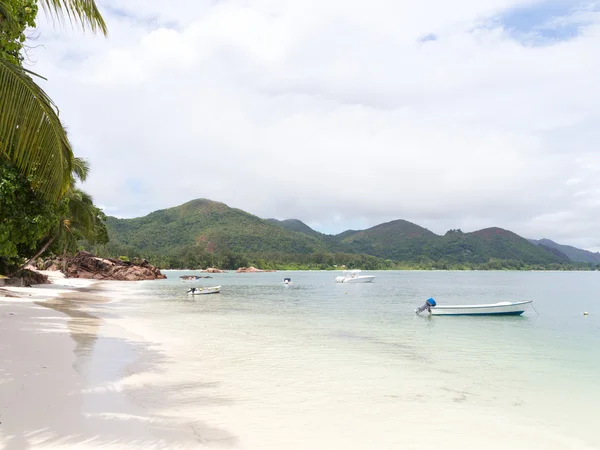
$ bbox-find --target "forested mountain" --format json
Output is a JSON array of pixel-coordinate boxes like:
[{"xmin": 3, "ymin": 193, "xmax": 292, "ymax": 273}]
[
  {"xmin": 91, "ymin": 198, "xmax": 595, "ymax": 270},
  {"xmin": 529, "ymin": 238, "xmax": 600, "ymax": 264},
  {"xmin": 105, "ymin": 199, "xmax": 326, "ymax": 255},
  {"xmin": 334, "ymin": 219, "xmax": 438, "ymax": 260},
  {"xmin": 267, "ymin": 219, "xmax": 323, "ymax": 237}
]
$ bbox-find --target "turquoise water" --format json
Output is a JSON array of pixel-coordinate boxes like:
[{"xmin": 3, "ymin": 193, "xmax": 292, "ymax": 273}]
[{"xmin": 105, "ymin": 271, "xmax": 600, "ymax": 449}]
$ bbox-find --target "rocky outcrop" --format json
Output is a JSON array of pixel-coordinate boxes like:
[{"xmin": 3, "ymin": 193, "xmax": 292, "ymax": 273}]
[
  {"xmin": 202, "ymin": 268, "xmax": 225, "ymax": 273},
  {"xmin": 49, "ymin": 251, "xmax": 166, "ymax": 281},
  {"xmin": 0, "ymin": 269, "xmax": 50, "ymax": 287},
  {"xmin": 235, "ymin": 266, "xmax": 276, "ymax": 273}
]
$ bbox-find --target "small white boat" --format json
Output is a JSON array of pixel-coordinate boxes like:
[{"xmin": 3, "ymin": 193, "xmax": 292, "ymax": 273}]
[
  {"xmin": 416, "ymin": 298, "xmax": 532, "ymax": 316},
  {"xmin": 187, "ymin": 286, "xmax": 221, "ymax": 295},
  {"xmin": 335, "ymin": 270, "xmax": 375, "ymax": 283}
]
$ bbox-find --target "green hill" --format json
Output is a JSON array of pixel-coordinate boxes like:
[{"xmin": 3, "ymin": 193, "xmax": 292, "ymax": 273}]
[
  {"xmin": 333, "ymin": 224, "xmax": 565, "ymax": 265},
  {"xmin": 267, "ymin": 219, "xmax": 322, "ymax": 237},
  {"xmin": 335, "ymin": 220, "xmax": 437, "ymax": 260},
  {"xmin": 529, "ymin": 238, "xmax": 600, "ymax": 263},
  {"xmin": 93, "ymin": 198, "xmax": 588, "ymax": 270},
  {"xmin": 105, "ymin": 199, "xmax": 326, "ymax": 257},
  {"xmin": 425, "ymin": 228, "xmax": 568, "ymax": 265}
]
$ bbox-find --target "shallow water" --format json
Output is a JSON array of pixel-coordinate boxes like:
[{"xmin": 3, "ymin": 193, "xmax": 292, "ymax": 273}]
[{"xmin": 99, "ymin": 271, "xmax": 600, "ymax": 449}]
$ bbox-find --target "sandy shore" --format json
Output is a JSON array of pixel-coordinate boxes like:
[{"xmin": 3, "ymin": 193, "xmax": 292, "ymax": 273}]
[{"xmin": 0, "ymin": 273, "xmax": 199, "ymax": 449}]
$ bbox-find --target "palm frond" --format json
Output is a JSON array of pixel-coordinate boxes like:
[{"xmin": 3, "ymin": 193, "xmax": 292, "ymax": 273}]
[
  {"xmin": 39, "ymin": 0, "xmax": 107, "ymax": 36},
  {"xmin": 64, "ymin": 188, "xmax": 97, "ymax": 234},
  {"xmin": 0, "ymin": 59, "xmax": 74, "ymax": 200},
  {"xmin": 0, "ymin": 0, "xmax": 16, "ymax": 31},
  {"xmin": 72, "ymin": 156, "xmax": 90, "ymax": 182}
]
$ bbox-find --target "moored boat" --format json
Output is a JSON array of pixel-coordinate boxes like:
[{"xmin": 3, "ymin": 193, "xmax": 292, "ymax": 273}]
[
  {"xmin": 335, "ymin": 270, "xmax": 375, "ymax": 283},
  {"xmin": 415, "ymin": 298, "xmax": 532, "ymax": 316},
  {"xmin": 187, "ymin": 285, "xmax": 221, "ymax": 295}
]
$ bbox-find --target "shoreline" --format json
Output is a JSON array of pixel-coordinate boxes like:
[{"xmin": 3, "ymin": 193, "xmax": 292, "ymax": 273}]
[
  {"xmin": 163, "ymin": 267, "xmax": 599, "ymax": 270},
  {"xmin": 2, "ymin": 271, "xmax": 599, "ymax": 449},
  {"xmin": 0, "ymin": 274, "xmax": 199, "ymax": 449}
]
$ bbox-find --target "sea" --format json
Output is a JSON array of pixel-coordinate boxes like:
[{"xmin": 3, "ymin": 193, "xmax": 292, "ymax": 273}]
[{"xmin": 83, "ymin": 271, "xmax": 600, "ymax": 450}]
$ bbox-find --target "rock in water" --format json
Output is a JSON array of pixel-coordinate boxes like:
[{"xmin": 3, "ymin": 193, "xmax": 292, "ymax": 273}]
[{"xmin": 235, "ymin": 266, "xmax": 276, "ymax": 273}]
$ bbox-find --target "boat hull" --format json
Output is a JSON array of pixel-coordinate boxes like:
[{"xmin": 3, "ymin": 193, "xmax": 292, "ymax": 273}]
[
  {"xmin": 188, "ymin": 286, "xmax": 221, "ymax": 295},
  {"xmin": 430, "ymin": 300, "xmax": 532, "ymax": 316},
  {"xmin": 343, "ymin": 276, "xmax": 375, "ymax": 283}
]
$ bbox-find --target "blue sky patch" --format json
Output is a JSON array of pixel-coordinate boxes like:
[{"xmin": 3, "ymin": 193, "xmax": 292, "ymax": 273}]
[
  {"xmin": 419, "ymin": 33, "xmax": 438, "ymax": 43},
  {"xmin": 103, "ymin": 5, "xmax": 181, "ymax": 31},
  {"xmin": 124, "ymin": 179, "xmax": 146, "ymax": 195},
  {"xmin": 493, "ymin": 0, "xmax": 598, "ymax": 45}
]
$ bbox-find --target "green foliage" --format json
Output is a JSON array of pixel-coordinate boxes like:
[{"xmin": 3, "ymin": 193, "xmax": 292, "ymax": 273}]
[
  {"xmin": 0, "ymin": 0, "xmax": 109, "ymax": 273},
  {"xmin": 0, "ymin": 0, "xmax": 37, "ymax": 65},
  {"xmin": 0, "ymin": 158, "xmax": 57, "ymax": 272},
  {"xmin": 47, "ymin": 187, "xmax": 108, "ymax": 256},
  {"xmin": 37, "ymin": 0, "xmax": 107, "ymax": 36},
  {"xmin": 1, "ymin": 0, "xmax": 107, "ymax": 200}
]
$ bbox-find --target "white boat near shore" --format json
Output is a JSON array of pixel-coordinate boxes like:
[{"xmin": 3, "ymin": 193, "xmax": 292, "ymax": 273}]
[
  {"xmin": 416, "ymin": 299, "xmax": 532, "ymax": 316},
  {"xmin": 187, "ymin": 286, "xmax": 221, "ymax": 295},
  {"xmin": 335, "ymin": 270, "xmax": 375, "ymax": 283}
]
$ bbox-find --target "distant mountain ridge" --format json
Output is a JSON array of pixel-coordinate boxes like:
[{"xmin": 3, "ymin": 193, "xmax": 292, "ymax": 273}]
[
  {"xmin": 96, "ymin": 198, "xmax": 595, "ymax": 269},
  {"xmin": 267, "ymin": 218, "xmax": 323, "ymax": 237},
  {"xmin": 529, "ymin": 238, "xmax": 600, "ymax": 264}
]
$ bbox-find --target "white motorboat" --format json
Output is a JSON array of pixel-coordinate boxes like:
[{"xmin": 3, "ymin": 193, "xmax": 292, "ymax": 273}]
[
  {"xmin": 415, "ymin": 298, "xmax": 532, "ymax": 316},
  {"xmin": 187, "ymin": 286, "xmax": 221, "ymax": 295},
  {"xmin": 335, "ymin": 270, "xmax": 375, "ymax": 283}
]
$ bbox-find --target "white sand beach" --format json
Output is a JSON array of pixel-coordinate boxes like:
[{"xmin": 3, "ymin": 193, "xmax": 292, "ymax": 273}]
[{"xmin": 0, "ymin": 273, "xmax": 199, "ymax": 449}]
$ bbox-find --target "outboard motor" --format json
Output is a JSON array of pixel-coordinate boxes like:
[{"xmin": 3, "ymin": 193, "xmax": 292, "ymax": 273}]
[{"xmin": 415, "ymin": 298, "xmax": 436, "ymax": 314}]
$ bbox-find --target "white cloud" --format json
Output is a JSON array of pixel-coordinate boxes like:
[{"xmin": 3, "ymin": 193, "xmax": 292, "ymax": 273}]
[{"xmin": 27, "ymin": 0, "xmax": 600, "ymax": 250}]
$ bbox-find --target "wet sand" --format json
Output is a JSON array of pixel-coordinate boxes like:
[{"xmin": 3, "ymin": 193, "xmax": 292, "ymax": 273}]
[{"xmin": 0, "ymin": 278, "xmax": 199, "ymax": 449}]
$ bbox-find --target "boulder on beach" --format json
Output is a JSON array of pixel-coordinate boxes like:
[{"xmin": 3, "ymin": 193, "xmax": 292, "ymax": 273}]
[
  {"xmin": 44, "ymin": 251, "xmax": 166, "ymax": 281},
  {"xmin": 0, "ymin": 269, "xmax": 50, "ymax": 287},
  {"xmin": 204, "ymin": 267, "xmax": 225, "ymax": 273}
]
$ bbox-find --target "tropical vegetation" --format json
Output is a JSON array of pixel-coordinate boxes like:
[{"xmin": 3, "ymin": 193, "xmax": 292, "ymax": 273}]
[{"xmin": 0, "ymin": 0, "xmax": 108, "ymax": 275}]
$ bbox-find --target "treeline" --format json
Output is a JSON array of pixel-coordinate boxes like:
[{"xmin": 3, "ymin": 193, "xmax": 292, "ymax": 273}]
[
  {"xmin": 86, "ymin": 242, "xmax": 599, "ymax": 271},
  {"xmin": 0, "ymin": 0, "xmax": 108, "ymax": 275}
]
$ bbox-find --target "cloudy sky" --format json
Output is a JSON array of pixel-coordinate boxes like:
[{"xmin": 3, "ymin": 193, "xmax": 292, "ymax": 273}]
[{"xmin": 31, "ymin": 0, "xmax": 600, "ymax": 250}]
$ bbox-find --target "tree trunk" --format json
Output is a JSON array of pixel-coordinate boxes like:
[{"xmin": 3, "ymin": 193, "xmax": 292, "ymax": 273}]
[
  {"xmin": 62, "ymin": 248, "xmax": 67, "ymax": 275},
  {"xmin": 8, "ymin": 236, "xmax": 55, "ymax": 277}
]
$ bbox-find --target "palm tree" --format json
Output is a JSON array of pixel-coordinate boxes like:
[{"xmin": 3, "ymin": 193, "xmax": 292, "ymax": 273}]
[
  {"xmin": 11, "ymin": 157, "xmax": 107, "ymax": 274},
  {"xmin": 55, "ymin": 186, "xmax": 108, "ymax": 271},
  {"xmin": 0, "ymin": 0, "xmax": 107, "ymax": 200}
]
